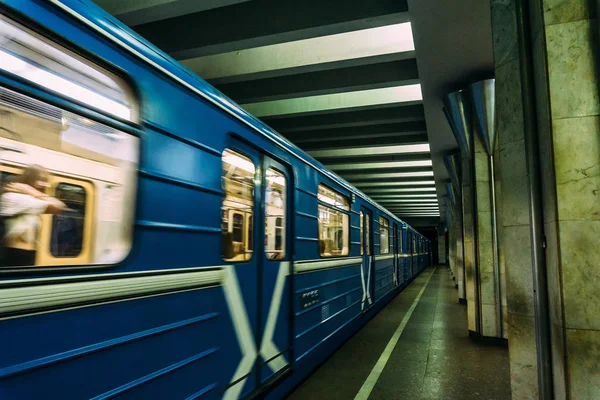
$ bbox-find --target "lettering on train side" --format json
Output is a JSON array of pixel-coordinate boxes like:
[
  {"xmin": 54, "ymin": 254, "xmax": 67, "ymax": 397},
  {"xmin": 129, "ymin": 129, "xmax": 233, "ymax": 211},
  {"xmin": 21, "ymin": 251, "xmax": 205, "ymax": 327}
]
[{"xmin": 301, "ymin": 289, "xmax": 320, "ymax": 309}]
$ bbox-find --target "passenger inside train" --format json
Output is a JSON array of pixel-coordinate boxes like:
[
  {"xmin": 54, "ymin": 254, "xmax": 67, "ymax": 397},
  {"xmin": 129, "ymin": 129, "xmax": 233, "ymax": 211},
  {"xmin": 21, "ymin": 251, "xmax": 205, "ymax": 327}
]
[{"xmin": 0, "ymin": 165, "xmax": 66, "ymax": 266}]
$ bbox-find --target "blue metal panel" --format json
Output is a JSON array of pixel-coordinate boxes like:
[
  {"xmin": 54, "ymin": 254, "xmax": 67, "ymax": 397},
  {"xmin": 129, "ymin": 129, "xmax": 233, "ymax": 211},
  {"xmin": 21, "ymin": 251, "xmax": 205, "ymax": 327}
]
[{"xmin": 0, "ymin": 288, "xmax": 233, "ymax": 399}]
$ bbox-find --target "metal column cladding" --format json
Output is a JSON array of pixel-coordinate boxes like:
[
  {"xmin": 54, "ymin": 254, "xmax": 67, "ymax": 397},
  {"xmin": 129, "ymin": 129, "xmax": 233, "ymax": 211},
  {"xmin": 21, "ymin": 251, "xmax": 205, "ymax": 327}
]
[
  {"xmin": 469, "ymin": 80, "xmax": 496, "ymax": 155},
  {"xmin": 443, "ymin": 152, "xmax": 461, "ymax": 198},
  {"xmin": 443, "ymin": 90, "xmax": 473, "ymax": 159}
]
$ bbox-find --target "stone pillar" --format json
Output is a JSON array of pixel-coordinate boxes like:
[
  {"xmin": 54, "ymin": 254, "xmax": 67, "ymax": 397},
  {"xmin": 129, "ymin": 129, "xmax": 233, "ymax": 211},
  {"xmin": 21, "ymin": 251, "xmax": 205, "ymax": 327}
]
[
  {"xmin": 490, "ymin": 0, "xmax": 539, "ymax": 396},
  {"xmin": 529, "ymin": 1, "xmax": 600, "ymax": 398},
  {"xmin": 448, "ymin": 201, "xmax": 457, "ymax": 278},
  {"xmin": 472, "ymin": 124, "xmax": 502, "ymax": 338},
  {"xmin": 438, "ymin": 231, "xmax": 446, "ymax": 265},
  {"xmin": 454, "ymin": 193, "xmax": 466, "ymax": 300},
  {"xmin": 462, "ymin": 157, "xmax": 478, "ymax": 331}
]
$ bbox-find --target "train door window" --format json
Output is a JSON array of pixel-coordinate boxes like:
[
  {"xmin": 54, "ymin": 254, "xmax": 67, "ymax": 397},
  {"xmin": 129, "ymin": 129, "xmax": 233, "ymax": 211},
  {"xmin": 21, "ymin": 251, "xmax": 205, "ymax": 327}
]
[
  {"xmin": 265, "ymin": 168, "xmax": 286, "ymax": 260},
  {"xmin": 379, "ymin": 216, "xmax": 390, "ymax": 254},
  {"xmin": 318, "ymin": 184, "xmax": 349, "ymax": 257},
  {"xmin": 0, "ymin": 18, "xmax": 139, "ymax": 269},
  {"xmin": 365, "ymin": 213, "xmax": 371, "ymax": 255},
  {"xmin": 360, "ymin": 211, "xmax": 364, "ymax": 255},
  {"xmin": 49, "ymin": 183, "xmax": 87, "ymax": 257},
  {"xmin": 222, "ymin": 149, "xmax": 255, "ymax": 262},
  {"xmin": 399, "ymin": 227, "xmax": 403, "ymax": 253}
]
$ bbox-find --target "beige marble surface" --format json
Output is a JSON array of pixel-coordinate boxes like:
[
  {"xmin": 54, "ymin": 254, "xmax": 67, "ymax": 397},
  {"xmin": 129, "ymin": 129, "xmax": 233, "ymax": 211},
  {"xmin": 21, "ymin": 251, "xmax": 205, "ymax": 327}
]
[
  {"xmin": 543, "ymin": 0, "xmax": 595, "ymax": 25},
  {"xmin": 553, "ymin": 116, "xmax": 600, "ymax": 221},
  {"xmin": 566, "ymin": 328, "xmax": 600, "ymax": 400},
  {"xmin": 559, "ymin": 220, "xmax": 600, "ymax": 330},
  {"xmin": 546, "ymin": 19, "xmax": 599, "ymax": 119},
  {"xmin": 504, "ymin": 225, "xmax": 535, "ymax": 316},
  {"xmin": 481, "ymin": 303, "xmax": 498, "ymax": 337},
  {"xmin": 508, "ymin": 313, "xmax": 539, "ymax": 400},
  {"xmin": 496, "ymin": 59, "xmax": 524, "ymax": 146}
]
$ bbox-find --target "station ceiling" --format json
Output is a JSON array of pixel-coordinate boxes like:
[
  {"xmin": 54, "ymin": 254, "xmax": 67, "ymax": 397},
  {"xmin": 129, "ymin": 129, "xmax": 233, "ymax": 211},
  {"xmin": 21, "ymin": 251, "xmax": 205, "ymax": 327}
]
[{"xmin": 94, "ymin": 0, "xmax": 494, "ymax": 228}]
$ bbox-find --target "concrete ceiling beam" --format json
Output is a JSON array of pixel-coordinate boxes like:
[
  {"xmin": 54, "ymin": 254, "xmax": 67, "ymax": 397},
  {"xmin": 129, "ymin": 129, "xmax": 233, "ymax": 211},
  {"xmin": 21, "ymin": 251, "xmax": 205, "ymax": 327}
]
[
  {"xmin": 94, "ymin": 0, "xmax": 251, "ymax": 26},
  {"xmin": 213, "ymin": 58, "xmax": 419, "ymax": 103},
  {"xmin": 264, "ymin": 104, "xmax": 425, "ymax": 132},
  {"xmin": 132, "ymin": 0, "xmax": 408, "ymax": 58}
]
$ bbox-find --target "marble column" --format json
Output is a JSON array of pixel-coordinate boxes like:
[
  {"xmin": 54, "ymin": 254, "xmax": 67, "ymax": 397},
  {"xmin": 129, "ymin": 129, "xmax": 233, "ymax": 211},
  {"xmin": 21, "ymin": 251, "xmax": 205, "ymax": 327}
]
[
  {"xmin": 438, "ymin": 232, "xmax": 446, "ymax": 265},
  {"xmin": 462, "ymin": 157, "xmax": 478, "ymax": 331},
  {"xmin": 530, "ymin": 1, "xmax": 600, "ymax": 398},
  {"xmin": 491, "ymin": 0, "xmax": 539, "ymax": 397},
  {"xmin": 454, "ymin": 191, "xmax": 466, "ymax": 300},
  {"xmin": 448, "ymin": 201, "xmax": 457, "ymax": 278},
  {"xmin": 472, "ymin": 123, "xmax": 502, "ymax": 338}
]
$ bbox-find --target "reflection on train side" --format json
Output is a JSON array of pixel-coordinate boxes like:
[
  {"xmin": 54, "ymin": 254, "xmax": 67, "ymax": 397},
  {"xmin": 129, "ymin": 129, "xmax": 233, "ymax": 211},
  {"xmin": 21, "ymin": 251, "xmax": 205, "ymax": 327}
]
[
  {"xmin": 318, "ymin": 184, "xmax": 349, "ymax": 257},
  {"xmin": 222, "ymin": 149, "xmax": 255, "ymax": 262},
  {"xmin": 0, "ymin": 16, "xmax": 138, "ymax": 268},
  {"xmin": 221, "ymin": 149, "xmax": 288, "ymax": 262},
  {"xmin": 0, "ymin": 88, "xmax": 138, "ymax": 268}
]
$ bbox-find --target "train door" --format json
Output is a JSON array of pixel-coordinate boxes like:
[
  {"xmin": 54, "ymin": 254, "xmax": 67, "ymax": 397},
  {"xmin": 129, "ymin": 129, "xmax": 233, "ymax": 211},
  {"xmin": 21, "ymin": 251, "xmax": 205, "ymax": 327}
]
[
  {"xmin": 222, "ymin": 140, "xmax": 293, "ymax": 396},
  {"xmin": 361, "ymin": 207, "xmax": 374, "ymax": 311},
  {"xmin": 259, "ymin": 156, "xmax": 293, "ymax": 385},
  {"xmin": 393, "ymin": 222, "xmax": 399, "ymax": 287},
  {"xmin": 408, "ymin": 231, "xmax": 413, "ymax": 278}
]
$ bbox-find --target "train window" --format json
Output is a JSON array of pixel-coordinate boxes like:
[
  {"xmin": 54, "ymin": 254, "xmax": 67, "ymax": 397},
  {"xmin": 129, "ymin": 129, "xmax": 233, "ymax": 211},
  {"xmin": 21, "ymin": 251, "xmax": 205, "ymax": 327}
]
[
  {"xmin": 50, "ymin": 183, "xmax": 86, "ymax": 257},
  {"xmin": 0, "ymin": 16, "xmax": 137, "ymax": 122},
  {"xmin": 222, "ymin": 149, "xmax": 255, "ymax": 262},
  {"xmin": 265, "ymin": 168, "xmax": 286, "ymax": 260},
  {"xmin": 0, "ymin": 16, "xmax": 139, "ymax": 269},
  {"xmin": 360, "ymin": 211, "xmax": 364, "ymax": 256},
  {"xmin": 0, "ymin": 87, "xmax": 138, "ymax": 268},
  {"xmin": 379, "ymin": 216, "xmax": 390, "ymax": 254},
  {"xmin": 318, "ymin": 184, "xmax": 349, "ymax": 257}
]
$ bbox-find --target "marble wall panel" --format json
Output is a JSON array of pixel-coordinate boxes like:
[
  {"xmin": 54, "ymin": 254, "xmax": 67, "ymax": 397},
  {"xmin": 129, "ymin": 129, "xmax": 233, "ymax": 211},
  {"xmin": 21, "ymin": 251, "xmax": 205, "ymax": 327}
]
[
  {"xmin": 491, "ymin": 0, "xmax": 519, "ymax": 67},
  {"xmin": 553, "ymin": 116, "xmax": 600, "ymax": 221},
  {"xmin": 546, "ymin": 19, "xmax": 599, "ymax": 119},
  {"xmin": 559, "ymin": 220, "xmax": 600, "ymax": 330},
  {"xmin": 508, "ymin": 313, "xmax": 539, "ymax": 400},
  {"xmin": 496, "ymin": 59, "xmax": 525, "ymax": 146},
  {"xmin": 543, "ymin": 0, "xmax": 596, "ymax": 25},
  {"xmin": 504, "ymin": 225, "xmax": 535, "ymax": 316},
  {"xmin": 566, "ymin": 329, "xmax": 600, "ymax": 400}
]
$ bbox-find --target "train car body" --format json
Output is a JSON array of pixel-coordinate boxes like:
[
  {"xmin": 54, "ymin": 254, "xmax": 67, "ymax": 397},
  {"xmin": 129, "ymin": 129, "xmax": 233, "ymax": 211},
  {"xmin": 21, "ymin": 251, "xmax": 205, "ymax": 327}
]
[{"xmin": 0, "ymin": 1, "xmax": 432, "ymax": 399}]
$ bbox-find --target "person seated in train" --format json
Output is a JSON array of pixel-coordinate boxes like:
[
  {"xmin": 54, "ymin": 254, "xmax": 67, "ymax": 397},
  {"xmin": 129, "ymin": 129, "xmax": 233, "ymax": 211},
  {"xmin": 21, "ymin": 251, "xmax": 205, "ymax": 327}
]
[{"xmin": 0, "ymin": 165, "xmax": 66, "ymax": 267}]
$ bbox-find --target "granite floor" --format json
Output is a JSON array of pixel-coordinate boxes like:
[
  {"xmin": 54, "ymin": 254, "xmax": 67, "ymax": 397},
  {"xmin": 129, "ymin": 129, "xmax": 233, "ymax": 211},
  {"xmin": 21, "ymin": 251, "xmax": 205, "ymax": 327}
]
[{"xmin": 286, "ymin": 267, "xmax": 511, "ymax": 400}]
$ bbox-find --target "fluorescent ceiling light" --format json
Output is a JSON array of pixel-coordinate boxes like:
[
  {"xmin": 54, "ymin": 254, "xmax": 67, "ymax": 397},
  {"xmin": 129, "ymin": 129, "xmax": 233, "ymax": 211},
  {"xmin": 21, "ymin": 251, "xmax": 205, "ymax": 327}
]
[
  {"xmin": 328, "ymin": 160, "xmax": 432, "ymax": 171},
  {"xmin": 0, "ymin": 50, "xmax": 130, "ymax": 120},
  {"xmin": 345, "ymin": 171, "xmax": 434, "ymax": 180},
  {"xmin": 363, "ymin": 187, "xmax": 437, "ymax": 193},
  {"xmin": 309, "ymin": 143, "xmax": 429, "ymax": 158},
  {"xmin": 354, "ymin": 181, "xmax": 435, "ymax": 188},
  {"xmin": 376, "ymin": 199, "xmax": 438, "ymax": 203},
  {"xmin": 388, "ymin": 207, "xmax": 440, "ymax": 210},
  {"xmin": 182, "ymin": 22, "xmax": 415, "ymax": 80},
  {"xmin": 243, "ymin": 84, "xmax": 423, "ymax": 117},
  {"xmin": 371, "ymin": 194, "xmax": 437, "ymax": 199}
]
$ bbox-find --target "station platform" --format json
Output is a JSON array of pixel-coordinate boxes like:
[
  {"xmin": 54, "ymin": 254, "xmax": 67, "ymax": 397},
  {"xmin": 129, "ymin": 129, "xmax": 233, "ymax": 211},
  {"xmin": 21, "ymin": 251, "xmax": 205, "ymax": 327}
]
[{"xmin": 286, "ymin": 267, "xmax": 511, "ymax": 400}]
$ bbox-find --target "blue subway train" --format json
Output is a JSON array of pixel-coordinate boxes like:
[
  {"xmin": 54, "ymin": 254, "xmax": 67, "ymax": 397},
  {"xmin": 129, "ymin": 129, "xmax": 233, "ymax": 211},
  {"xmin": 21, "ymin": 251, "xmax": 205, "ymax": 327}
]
[{"xmin": 0, "ymin": 1, "xmax": 431, "ymax": 399}]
